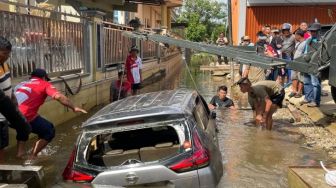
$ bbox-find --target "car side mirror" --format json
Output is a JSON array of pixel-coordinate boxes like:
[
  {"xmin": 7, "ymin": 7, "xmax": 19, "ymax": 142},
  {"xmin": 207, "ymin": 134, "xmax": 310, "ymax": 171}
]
[{"xmin": 210, "ymin": 111, "xmax": 216, "ymax": 119}]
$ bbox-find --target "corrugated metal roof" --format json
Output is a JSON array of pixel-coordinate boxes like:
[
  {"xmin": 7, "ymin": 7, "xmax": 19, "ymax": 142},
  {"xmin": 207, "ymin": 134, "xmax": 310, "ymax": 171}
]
[{"xmin": 245, "ymin": 5, "xmax": 336, "ymax": 43}]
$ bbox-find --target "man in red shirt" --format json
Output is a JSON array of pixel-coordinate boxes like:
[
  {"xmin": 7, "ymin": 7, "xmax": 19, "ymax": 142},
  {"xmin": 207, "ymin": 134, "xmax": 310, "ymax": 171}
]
[
  {"xmin": 110, "ymin": 71, "xmax": 131, "ymax": 102},
  {"xmin": 125, "ymin": 47, "xmax": 142, "ymax": 95},
  {"xmin": 15, "ymin": 69, "xmax": 87, "ymax": 163}
]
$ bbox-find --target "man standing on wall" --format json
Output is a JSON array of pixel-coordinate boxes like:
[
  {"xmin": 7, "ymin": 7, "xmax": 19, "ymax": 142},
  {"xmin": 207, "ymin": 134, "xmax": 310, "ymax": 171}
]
[
  {"xmin": 216, "ymin": 32, "xmax": 229, "ymax": 65},
  {"xmin": 15, "ymin": 68, "xmax": 87, "ymax": 164},
  {"xmin": 125, "ymin": 46, "xmax": 143, "ymax": 95}
]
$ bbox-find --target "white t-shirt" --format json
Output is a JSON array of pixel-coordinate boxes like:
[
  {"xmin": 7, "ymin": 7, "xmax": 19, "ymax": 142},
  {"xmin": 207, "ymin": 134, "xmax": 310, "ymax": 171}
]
[{"xmin": 131, "ymin": 57, "xmax": 142, "ymax": 84}]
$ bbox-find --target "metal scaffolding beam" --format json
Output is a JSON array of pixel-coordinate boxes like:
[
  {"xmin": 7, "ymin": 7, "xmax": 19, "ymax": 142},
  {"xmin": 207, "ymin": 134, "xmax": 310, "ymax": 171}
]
[{"xmin": 123, "ymin": 31, "xmax": 319, "ymax": 73}]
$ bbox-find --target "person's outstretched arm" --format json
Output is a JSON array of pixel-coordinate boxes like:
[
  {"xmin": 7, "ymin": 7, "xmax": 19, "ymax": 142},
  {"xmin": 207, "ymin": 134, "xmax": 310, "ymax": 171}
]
[{"xmin": 53, "ymin": 93, "xmax": 87, "ymax": 113}]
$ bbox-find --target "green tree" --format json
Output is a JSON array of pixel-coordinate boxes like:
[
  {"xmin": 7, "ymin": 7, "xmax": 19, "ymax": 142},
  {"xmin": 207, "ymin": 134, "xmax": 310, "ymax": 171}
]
[
  {"xmin": 177, "ymin": 0, "xmax": 227, "ymax": 42},
  {"xmin": 185, "ymin": 13, "xmax": 207, "ymax": 42}
]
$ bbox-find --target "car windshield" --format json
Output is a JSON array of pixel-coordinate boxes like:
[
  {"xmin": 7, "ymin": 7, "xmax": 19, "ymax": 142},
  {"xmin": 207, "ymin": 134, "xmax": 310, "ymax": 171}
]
[{"xmin": 76, "ymin": 119, "xmax": 190, "ymax": 169}]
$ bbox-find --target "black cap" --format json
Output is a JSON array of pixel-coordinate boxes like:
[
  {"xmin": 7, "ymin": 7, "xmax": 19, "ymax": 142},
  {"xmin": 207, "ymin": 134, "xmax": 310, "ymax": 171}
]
[
  {"xmin": 308, "ymin": 23, "xmax": 321, "ymax": 31},
  {"xmin": 235, "ymin": 77, "xmax": 251, "ymax": 85},
  {"xmin": 31, "ymin": 68, "xmax": 50, "ymax": 81},
  {"xmin": 295, "ymin": 29, "xmax": 305, "ymax": 37},
  {"xmin": 129, "ymin": 46, "xmax": 139, "ymax": 53}
]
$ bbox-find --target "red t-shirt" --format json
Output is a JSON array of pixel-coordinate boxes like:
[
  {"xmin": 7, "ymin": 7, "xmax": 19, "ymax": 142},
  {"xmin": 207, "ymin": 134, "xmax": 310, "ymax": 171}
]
[
  {"xmin": 304, "ymin": 32, "xmax": 311, "ymax": 40},
  {"xmin": 115, "ymin": 80, "xmax": 131, "ymax": 92},
  {"xmin": 15, "ymin": 77, "xmax": 59, "ymax": 122},
  {"xmin": 266, "ymin": 44, "xmax": 278, "ymax": 57},
  {"xmin": 125, "ymin": 55, "xmax": 137, "ymax": 84}
]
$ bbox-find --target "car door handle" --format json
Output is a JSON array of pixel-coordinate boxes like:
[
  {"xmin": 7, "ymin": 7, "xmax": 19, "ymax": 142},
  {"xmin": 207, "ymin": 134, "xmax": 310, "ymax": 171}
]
[{"xmin": 125, "ymin": 172, "xmax": 139, "ymax": 184}]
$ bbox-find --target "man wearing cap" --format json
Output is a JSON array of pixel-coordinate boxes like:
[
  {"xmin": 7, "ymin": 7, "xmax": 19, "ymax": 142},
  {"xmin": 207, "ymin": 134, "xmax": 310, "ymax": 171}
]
[
  {"xmin": 300, "ymin": 22, "xmax": 322, "ymax": 107},
  {"xmin": 281, "ymin": 23, "xmax": 295, "ymax": 85},
  {"xmin": 15, "ymin": 68, "xmax": 87, "ymax": 162},
  {"xmin": 237, "ymin": 78, "xmax": 284, "ymax": 130},
  {"xmin": 125, "ymin": 46, "xmax": 142, "ymax": 95},
  {"xmin": 0, "ymin": 36, "xmax": 31, "ymax": 161}
]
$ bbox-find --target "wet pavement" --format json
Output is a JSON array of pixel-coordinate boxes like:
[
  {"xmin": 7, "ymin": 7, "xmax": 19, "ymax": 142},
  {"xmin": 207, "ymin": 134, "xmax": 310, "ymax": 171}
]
[{"xmin": 5, "ymin": 60, "xmax": 331, "ymax": 187}]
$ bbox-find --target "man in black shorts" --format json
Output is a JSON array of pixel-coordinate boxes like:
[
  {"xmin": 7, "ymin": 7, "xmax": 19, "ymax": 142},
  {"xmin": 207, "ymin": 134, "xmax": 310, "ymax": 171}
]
[
  {"xmin": 208, "ymin": 85, "xmax": 235, "ymax": 110},
  {"xmin": 237, "ymin": 78, "xmax": 284, "ymax": 130}
]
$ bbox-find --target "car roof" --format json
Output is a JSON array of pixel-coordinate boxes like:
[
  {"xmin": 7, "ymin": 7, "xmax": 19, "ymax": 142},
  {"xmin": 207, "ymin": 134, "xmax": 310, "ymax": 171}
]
[{"xmin": 82, "ymin": 89, "xmax": 198, "ymax": 128}]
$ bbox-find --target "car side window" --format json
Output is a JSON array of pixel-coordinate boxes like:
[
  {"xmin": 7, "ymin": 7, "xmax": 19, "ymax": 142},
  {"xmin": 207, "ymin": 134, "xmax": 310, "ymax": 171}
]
[{"xmin": 193, "ymin": 97, "xmax": 209, "ymax": 129}]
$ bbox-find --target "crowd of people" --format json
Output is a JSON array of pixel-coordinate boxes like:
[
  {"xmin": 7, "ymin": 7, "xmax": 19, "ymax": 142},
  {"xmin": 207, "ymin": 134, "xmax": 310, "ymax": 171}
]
[
  {"xmin": 212, "ymin": 21, "xmax": 324, "ymax": 130},
  {"xmin": 239, "ymin": 21, "xmax": 323, "ymax": 108}
]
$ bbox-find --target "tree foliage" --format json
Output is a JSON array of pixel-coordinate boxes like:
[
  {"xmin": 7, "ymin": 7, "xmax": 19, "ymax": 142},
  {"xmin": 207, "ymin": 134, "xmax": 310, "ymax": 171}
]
[{"xmin": 177, "ymin": 0, "xmax": 227, "ymax": 42}]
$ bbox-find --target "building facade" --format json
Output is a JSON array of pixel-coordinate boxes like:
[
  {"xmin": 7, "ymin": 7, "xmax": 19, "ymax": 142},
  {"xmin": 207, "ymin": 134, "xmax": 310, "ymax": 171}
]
[{"xmin": 231, "ymin": 0, "xmax": 336, "ymax": 44}]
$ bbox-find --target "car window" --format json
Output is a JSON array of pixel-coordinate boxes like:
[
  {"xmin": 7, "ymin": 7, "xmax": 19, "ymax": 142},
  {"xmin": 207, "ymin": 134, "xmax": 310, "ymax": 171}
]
[{"xmin": 193, "ymin": 97, "xmax": 209, "ymax": 129}]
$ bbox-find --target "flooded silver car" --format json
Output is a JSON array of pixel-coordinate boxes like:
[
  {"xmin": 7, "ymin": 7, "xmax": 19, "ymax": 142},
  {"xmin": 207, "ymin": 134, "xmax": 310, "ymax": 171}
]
[{"xmin": 62, "ymin": 89, "xmax": 223, "ymax": 188}]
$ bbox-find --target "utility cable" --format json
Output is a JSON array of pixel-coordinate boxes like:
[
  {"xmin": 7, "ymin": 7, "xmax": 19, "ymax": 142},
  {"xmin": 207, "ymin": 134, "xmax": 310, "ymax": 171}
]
[{"xmin": 182, "ymin": 49, "xmax": 199, "ymax": 92}]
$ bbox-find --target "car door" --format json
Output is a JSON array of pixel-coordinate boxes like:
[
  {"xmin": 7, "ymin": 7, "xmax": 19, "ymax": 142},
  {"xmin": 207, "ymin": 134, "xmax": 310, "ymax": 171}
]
[{"xmin": 193, "ymin": 96, "xmax": 223, "ymax": 183}]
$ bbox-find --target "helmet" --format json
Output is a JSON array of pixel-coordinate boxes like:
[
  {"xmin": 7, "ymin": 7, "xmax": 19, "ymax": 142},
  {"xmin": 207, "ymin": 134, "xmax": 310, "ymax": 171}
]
[
  {"xmin": 282, "ymin": 23, "xmax": 292, "ymax": 31},
  {"xmin": 308, "ymin": 23, "xmax": 321, "ymax": 31}
]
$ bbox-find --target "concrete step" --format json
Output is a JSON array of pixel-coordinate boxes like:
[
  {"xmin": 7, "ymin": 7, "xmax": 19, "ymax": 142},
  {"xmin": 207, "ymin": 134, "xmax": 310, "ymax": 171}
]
[{"xmin": 288, "ymin": 166, "xmax": 333, "ymax": 188}]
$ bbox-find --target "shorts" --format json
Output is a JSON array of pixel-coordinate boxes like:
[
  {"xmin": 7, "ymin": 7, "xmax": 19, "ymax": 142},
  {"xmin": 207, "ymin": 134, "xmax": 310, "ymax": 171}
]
[
  {"xmin": 0, "ymin": 95, "xmax": 31, "ymax": 142},
  {"xmin": 270, "ymin": 90, "xmax": 285, "ymax": 108},
  {"xmin": 30, "ymin": 116, "xmax": 55, "ymax": 142},
  {"xmin": 131, "ymin": 83, "xmax": 141, "ymax": 91},
  {"xmin": 0, "ymin": 121, "xmax": 9, "ymax": 149}
]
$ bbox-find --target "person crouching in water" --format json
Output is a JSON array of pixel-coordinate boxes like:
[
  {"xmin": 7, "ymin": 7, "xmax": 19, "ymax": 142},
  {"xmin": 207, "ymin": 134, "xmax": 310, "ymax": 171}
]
[
  {"xmin": 236, "ymin": 78, "xmax": 284, "ymax": 130},
  {"xmin": 208, "ymin": 85, "xmax": 235, "ymax": 110},
  {"xmin": 110, "ymin": 70, "xmax": 131, "ymax": 102}
]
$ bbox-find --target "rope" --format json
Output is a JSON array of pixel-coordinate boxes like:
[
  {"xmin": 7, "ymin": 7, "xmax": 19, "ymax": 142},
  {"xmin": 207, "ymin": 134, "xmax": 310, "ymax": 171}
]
[
  {"xmin": 117, "ymin": 64, "xmax": 125, "ymax": 101},
  {"xmin": 182, "ymin": 49, "xmax": 199, "ymax": 92},
  {"xmin": 58, "ymin": 74, "xmax": 82, "ymax": 95}
]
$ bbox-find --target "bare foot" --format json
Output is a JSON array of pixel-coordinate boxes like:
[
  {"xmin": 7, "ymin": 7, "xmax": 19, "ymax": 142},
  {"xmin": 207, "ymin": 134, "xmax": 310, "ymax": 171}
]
[{"xmin": 24, "ymin": 155, "xmax": 38, "ymax": 166}]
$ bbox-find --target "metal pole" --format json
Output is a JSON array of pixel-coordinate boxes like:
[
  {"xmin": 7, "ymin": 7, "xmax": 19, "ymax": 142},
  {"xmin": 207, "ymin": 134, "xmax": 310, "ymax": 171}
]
[{"xmin": 227, "ymin": 0, "xmax": 234, "ymax": 84}]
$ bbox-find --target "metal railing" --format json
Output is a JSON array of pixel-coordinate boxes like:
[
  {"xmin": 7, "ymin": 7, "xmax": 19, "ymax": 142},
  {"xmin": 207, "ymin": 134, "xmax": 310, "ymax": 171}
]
[
  {"xmin": 103, "ymin": 21, "xmax": 160, "ymax": 67},
  {"xmin": 103, "ymin": 26, "xmax": 133, "ymax": 66},
  {"xmin": 141, "ymin": 40, "xmax": 158, "ymax": 59},
  {"xmin": 0, "ymin": 1, "xmax": 85, "ymax": 78}
]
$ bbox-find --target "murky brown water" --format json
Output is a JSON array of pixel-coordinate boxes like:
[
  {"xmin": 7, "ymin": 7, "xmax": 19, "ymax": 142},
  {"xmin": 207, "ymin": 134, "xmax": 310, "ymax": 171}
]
[{"xmin": 5, "ymin": 59, "xmax": 330, "ymax": 187}]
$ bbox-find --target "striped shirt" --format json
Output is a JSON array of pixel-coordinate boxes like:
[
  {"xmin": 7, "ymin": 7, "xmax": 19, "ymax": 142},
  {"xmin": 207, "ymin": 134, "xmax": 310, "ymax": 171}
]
[
  {"xmin": 0, "ymin": 63, "xmax": 12, "ymax": 97},
  {"xmin": 0, "ymin": 62, "xmax": 12, "ymax": 121}
]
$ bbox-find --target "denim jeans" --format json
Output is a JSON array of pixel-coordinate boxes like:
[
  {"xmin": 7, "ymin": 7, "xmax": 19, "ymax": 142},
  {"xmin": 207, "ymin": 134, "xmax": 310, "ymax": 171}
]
[
  {"xmin": 303, "ymin": 73, "xmax": 321, "ymax": 105},
  {"xmin": 282, "ymin": 53, "xmax": 292, "ymax": 84}
]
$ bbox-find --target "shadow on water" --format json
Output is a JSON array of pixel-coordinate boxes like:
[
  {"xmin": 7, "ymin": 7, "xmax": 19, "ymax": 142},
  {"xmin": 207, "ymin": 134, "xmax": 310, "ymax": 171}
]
[{"xmin": 5, "ymin": 58, "xmax": 330, "ymax": 187}]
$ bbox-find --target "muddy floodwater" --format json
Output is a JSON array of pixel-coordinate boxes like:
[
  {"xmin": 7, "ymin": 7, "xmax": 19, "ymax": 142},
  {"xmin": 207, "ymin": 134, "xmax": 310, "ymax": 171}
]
[{"xmin": 6, "ymin": 59, "xmax": 330, "ymax": 188}]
